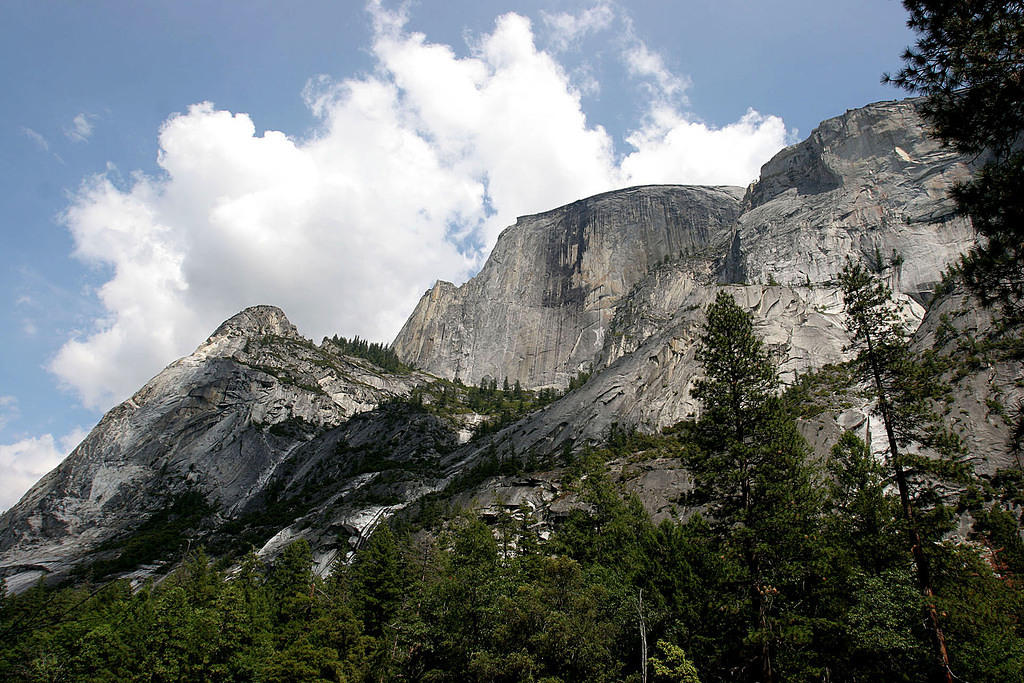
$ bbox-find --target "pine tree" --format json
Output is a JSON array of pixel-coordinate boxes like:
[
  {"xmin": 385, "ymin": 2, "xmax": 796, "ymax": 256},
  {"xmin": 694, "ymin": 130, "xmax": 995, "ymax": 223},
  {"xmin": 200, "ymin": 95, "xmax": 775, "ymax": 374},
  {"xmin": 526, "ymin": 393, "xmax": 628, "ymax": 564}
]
[
  {"xmin": 209, "ymin": 550, "xmax": 273, "ymax": 680},
  {"xmin": 690, "ymin": 292, "xmax": 777, "ymax": 521},
  {"xmin": 688, "ymin": 291, "xmax": 822, "ymax": 682},
  {"xmin": 826, "ymin": 432, "xmax": 904, "ymax": 574},
  {"xmin": 886, "ymin": 0, "xmax": 1024, "ymax": 320},
  {"xmin": 346, "ymin": 524, "xmax": 406, "ymax": 637},
  {"xmin": 268, "ymin": 538, "xmax": 315, "ymax": 627},
  {"xmin": 838, "ymin": 261, "xmax": 961, "ymax": 682}
]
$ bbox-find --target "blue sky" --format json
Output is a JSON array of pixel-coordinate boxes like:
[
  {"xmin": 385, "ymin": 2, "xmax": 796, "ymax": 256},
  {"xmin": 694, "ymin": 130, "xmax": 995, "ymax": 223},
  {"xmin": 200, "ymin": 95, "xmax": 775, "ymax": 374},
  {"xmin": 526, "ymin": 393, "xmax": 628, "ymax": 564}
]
[{"xmin": 0, "ymin": 0, "xmax": 915, "ymax": 510}]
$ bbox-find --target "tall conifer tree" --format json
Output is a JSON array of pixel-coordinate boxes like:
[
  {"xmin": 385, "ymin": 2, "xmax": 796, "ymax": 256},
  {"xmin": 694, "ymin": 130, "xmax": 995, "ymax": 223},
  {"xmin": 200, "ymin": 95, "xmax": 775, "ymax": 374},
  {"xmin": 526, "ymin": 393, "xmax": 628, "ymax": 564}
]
[
  {"xmin": 689, "ymin": 291, "xmax": 821, "ymax": 682},
  {"xmin": 839, "ymin": 261, "xmax": 957, "ymax": 682}
]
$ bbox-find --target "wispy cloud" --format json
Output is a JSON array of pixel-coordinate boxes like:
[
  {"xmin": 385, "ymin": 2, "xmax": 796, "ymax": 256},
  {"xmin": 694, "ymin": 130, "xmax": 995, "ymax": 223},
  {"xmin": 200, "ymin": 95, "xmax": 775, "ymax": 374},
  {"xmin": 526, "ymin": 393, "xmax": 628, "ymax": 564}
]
[
  {"xmin": 65, "ymin": 113, "xmax": 95, "ymax": 142},
  {"xmin": 0, "ymin": 395, "xmax": 18, "ymax": 432},
  {"xmin": 540, "ymin": 2, "xmax": 615, "ymax": 52},
  {"xmin": 21, "ymin": 126, "xmax": 49, "ymax": 151},
  {"xmin": 623, "ymin": 41, "xmax": 690, "ymax": 102}
]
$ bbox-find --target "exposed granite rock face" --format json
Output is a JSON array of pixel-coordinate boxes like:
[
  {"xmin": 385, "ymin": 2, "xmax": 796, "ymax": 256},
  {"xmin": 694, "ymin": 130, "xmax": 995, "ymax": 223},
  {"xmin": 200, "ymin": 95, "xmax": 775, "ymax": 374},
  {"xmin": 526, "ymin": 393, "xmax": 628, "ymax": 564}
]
[
  {"xmin": 393, "ymin": 185, "xmax": 745, "ymax": 388},
  {"xmin": 438, "ymin": 285, "xmax": 1020, "ymax": 546},
  {"xmin": 910, "ymin": 290, "xmax": 1023, "ymax": 475},
  {"xmin": 0, "ymin": 306, "xmax": 430, "ymax": 591},
  {"xmin": 228, "ymin": 400, "xmax": 463, "ymax": 577},
  {"xmin": 737, "ymin": 99, "xmax": 975, "ymax": 302},
  {"xmin": 395, "ymin": 99, "xmax": 976, "ymax": 392},
  {"xmin": 456, "ymin": 456, "xmax": 692, "ymax": 537}
]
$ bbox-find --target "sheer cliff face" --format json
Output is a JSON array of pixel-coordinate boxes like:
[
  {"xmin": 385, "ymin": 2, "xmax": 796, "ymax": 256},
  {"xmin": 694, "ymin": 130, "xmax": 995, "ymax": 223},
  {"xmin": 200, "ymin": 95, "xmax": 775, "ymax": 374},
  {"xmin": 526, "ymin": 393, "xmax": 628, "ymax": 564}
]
[
  {"xmin": 738, "ymin": 98, "xmax": 975, "ymax": 301},
  {"xmin": 394, "ymin": 99, "xmax": 976, "ymax": 389},
  {"xmin": 392, "ymin": 185, "xmax": 745, "ymax": 388}
]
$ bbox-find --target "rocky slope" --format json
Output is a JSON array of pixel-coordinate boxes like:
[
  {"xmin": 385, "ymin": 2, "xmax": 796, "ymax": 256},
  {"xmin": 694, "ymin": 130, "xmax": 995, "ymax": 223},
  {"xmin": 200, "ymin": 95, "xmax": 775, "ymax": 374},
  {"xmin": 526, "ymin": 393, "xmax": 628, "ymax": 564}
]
[
  {"xmin": 0, "ymin": 307, "xmax": 444, "ymax": 591},
  {"xmin": 392, "ymin": 98, "xmax": 978, "ymax": 453},
  {"xmin": 3, "ymin": 97, "xmax": 1016, "ymax": 592}
]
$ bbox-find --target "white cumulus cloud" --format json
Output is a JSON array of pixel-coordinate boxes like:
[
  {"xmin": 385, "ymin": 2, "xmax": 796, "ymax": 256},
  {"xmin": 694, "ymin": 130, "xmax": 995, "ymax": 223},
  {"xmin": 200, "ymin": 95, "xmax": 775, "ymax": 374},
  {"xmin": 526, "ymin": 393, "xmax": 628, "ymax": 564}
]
[
  {"xmin": 0, "ymin": 428, "xmax": 87, "ymax": 513},
  {"xmin": 51, "ymin": 2, "xmax": 791, "ymax": 413},
  {"xmin": 622, "ymin": 106, "xmax": 790, "ymax": 187}
]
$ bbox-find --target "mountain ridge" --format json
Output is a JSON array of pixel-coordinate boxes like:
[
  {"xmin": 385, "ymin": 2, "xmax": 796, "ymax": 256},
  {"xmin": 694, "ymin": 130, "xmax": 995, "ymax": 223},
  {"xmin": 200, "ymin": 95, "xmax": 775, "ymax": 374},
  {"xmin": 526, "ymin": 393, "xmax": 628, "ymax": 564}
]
[
  {"xmin": 393, "ymin": 98, "xmax": 974, "ymax": 390},
  {"xmin": 4, "ymin": 96, "xmax": 1016, "ymax": 593}
]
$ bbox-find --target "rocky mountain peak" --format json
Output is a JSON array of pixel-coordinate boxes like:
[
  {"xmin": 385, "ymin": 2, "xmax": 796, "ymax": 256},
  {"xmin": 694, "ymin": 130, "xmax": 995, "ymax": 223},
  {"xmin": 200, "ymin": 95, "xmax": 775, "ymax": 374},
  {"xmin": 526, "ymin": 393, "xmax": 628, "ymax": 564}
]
[
  {"xmin": 744, "ymin": 98, "xmax": 943, "ymax": 211},
  {"xmin": 195, "ymin": 305, "xmax": 299, "ymax": 359},
  {"xmin": 736, "ymin": 97, "xmax": 974, "ymax": 301},
  {"xmin": 207, "ymin": 304, "xmax": 297, "ymax": 341}
]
